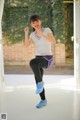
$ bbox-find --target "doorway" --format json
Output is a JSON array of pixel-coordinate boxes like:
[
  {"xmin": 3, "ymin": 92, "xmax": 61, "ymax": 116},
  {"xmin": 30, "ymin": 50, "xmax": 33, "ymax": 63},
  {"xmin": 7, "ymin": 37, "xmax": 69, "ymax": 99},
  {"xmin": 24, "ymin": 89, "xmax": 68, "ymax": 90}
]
[{"xmin": 2, "ymin": 0, "xmax": 74, "ymax": 76}]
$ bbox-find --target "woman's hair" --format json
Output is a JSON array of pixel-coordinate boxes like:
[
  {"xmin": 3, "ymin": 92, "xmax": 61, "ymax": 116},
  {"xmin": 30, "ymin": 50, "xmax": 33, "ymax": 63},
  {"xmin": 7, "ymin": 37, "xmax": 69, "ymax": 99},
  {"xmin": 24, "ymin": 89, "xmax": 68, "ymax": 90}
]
[
  {"xmin": 30, "ymin": 15, "xmax": 42, "ymax": 31},
  {"xmin": 30, "ymin": 15, "xmax": 41, "ymax": 23}
]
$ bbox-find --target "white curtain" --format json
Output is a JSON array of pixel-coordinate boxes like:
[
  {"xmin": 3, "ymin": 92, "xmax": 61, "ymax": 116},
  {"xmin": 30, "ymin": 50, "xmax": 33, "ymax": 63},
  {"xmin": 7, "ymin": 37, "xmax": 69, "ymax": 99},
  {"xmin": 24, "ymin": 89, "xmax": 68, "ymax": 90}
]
[
  {"xmin": 74, "ymin": 2, "xmax": 80, "ymax": 86},
  {"xmin": 0, "ymin": 0, "xmax": 4, "ymax": 80}
]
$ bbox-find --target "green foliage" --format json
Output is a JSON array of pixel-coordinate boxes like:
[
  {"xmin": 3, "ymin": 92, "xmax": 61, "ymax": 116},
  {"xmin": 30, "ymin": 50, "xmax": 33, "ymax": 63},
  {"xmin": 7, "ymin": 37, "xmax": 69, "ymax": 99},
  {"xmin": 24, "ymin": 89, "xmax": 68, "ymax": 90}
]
[
  {"xmin": 64, "ymin": 3, "xmax": 74, "ymax": 58},
  {"xmin": 51, "ymin": 0, "xmax": 65, "ymax": 43},
  {"xmin": 2, "ymin": 0, "xmax": 54, "ymax": 44},
  {"xmin": 3, "ymin": 6, "xmax": 28, "ymax": 44},
  {"xmin": 2, "ymin": 0, "xmax": 73, "ymax": 58}
]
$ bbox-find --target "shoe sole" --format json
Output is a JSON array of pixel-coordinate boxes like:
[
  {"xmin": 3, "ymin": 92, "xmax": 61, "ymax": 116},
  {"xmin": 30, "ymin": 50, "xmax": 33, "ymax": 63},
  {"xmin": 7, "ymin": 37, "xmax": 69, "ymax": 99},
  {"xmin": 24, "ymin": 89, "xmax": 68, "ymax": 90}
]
[{"xmin": 36, "ymin": 103, "xmax": 47, "ymax": 108}]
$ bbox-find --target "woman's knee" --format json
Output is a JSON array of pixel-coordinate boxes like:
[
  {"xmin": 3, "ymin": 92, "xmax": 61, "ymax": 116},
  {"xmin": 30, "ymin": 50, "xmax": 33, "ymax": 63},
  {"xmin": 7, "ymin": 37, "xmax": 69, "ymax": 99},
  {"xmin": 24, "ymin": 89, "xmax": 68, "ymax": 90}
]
[{"xmin": 29, "ymin": 59, "xmax": 37, "ymax": 67}]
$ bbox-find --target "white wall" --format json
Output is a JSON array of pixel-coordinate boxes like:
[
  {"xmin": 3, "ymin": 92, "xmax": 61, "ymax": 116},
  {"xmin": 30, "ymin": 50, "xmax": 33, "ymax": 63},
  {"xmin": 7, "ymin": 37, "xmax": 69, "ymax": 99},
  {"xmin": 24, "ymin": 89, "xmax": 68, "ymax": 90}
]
[
  {"xmin": 0, "ymin": 0, "xmax": 4, "ymax": 81},
  {"xmin": 74, "ymin": 2, "xmax": 80, "ymax": 87}
]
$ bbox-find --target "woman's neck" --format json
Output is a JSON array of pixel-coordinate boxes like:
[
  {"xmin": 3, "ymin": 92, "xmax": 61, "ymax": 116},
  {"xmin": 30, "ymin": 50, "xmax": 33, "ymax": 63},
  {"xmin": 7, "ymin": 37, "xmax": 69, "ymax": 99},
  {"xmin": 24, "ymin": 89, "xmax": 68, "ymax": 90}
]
[{"xmin": 35, "ymin": 26, "xmax": 42, "ymax": 31}]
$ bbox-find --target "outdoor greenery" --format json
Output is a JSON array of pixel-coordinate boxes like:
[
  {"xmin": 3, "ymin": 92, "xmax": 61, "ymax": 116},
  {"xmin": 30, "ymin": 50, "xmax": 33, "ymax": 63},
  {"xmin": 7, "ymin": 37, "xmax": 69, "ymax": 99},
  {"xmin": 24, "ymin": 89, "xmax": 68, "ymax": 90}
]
[{"xmin": 2, "ymin": 0, "xmax": 73, "ymax": 58}]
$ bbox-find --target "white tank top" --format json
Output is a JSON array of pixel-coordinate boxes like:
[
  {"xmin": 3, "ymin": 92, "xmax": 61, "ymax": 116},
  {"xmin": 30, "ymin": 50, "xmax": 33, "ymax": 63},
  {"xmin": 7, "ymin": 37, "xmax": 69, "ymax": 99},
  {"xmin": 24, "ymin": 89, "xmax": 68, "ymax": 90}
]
[{"xmin": 30, "ymin": 27, "xmax": 53, "ymax": 56}]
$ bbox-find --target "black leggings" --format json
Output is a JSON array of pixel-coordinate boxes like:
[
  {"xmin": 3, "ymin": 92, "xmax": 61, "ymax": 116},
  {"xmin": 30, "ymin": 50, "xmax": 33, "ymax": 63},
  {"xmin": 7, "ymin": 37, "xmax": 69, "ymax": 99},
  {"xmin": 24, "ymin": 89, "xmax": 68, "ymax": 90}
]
[
  {"xmin": 30, "ymin": 56, "xmax": 48, "ymax": 100},
  {"xmin": 30, "ymin": 56, "xmax": 48, "ymax": 83}
]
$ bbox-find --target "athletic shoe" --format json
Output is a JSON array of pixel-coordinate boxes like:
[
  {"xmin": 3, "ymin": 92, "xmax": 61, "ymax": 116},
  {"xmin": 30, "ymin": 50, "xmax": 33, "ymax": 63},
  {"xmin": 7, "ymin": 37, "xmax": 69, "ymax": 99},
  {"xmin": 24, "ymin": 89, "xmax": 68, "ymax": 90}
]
[{"xmin": 36, "ymin": 99, "xmax": 47, "ymax": 108}]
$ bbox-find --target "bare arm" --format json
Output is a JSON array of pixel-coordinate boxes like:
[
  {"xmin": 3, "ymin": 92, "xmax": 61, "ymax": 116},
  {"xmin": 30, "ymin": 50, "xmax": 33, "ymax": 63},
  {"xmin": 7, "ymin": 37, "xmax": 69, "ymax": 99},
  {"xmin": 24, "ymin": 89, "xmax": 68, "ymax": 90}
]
[
  {"xmin": 24, "ymin": 26, "xmax": 33, "ymax": 47},
  {"xmin": 35, "ymin": 28, "xmax": 56, "ymax": 44},
  {"xmin": 41, "ymin": 33, "xmax": 56, "ymax": 44}
]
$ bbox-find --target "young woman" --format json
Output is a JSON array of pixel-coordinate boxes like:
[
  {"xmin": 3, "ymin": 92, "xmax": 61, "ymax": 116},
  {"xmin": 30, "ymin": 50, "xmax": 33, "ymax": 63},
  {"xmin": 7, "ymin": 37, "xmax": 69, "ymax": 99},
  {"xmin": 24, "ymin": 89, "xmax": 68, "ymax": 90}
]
[{"xmin": 24, "ymin": 15, "xmax": 55, "ymax": 108}]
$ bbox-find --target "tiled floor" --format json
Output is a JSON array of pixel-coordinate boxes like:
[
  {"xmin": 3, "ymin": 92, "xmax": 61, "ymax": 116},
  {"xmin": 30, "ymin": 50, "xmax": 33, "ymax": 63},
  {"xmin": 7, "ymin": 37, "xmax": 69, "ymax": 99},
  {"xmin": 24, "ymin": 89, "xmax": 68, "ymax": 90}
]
[{"xmin": 0, "ymin": 75, "xmax": 80, "ymax": 120}]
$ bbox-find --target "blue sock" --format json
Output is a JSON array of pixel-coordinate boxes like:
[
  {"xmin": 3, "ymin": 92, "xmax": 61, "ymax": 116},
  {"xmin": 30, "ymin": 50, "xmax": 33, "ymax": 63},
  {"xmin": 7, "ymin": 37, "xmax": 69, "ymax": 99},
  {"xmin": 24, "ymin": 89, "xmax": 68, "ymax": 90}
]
[{"xmin": 36, "ymin": 81, "xmax": 44, "ymax": 94}]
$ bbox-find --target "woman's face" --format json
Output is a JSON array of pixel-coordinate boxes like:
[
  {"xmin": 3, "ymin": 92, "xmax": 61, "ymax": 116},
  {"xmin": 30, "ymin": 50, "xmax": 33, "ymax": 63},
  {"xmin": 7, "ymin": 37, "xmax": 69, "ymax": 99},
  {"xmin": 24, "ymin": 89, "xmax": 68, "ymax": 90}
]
[{"xmin": 30, "ymin": 19, "xmax": 42, "ymax": 29}]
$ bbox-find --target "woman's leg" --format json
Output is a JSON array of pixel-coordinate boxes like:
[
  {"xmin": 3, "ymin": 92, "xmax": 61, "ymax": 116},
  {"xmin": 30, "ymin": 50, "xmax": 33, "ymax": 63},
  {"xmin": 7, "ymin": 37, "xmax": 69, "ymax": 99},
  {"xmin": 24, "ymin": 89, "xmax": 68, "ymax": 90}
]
[
  {"xmin": 30, "ymin": 57, "xmax": 47, "ymax": 97},
  {"xmin": 34, "ymin": 67, "xmax": 43, "ymax": 84},
  {"xmin": 30, "ymin": 58, "xmax": 42, "ymax": 83},
  {"xmin": 35, "ymin": 68, "xmax": 46, "ymax": 100},
  {"xmin": 30, "ymin": 57, "xmax": 48, "ymax": 83},
  {"xmin": 30, "ymin": 57, "xmax": 48, "ymax": 108}
]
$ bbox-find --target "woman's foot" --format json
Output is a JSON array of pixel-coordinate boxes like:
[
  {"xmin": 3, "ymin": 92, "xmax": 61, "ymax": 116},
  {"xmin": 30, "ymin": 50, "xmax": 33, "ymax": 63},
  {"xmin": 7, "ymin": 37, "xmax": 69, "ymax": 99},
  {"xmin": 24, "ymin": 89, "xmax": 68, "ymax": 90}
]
[
  {"xmin": 36, "ymin": 81, "xmax": 44, "ymax": 94},
  {"xmin": 36, "ymin": 99, "xmax": 47, "ymax": 108}
]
